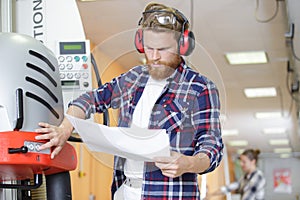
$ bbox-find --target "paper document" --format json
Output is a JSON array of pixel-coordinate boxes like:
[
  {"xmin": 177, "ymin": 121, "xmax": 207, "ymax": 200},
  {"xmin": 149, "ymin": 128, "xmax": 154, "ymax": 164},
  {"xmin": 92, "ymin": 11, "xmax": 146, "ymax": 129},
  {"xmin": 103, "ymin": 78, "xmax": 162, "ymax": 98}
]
[{"xmin": 66, "ymin": 115, "xmax": 170, "ymax": 161}]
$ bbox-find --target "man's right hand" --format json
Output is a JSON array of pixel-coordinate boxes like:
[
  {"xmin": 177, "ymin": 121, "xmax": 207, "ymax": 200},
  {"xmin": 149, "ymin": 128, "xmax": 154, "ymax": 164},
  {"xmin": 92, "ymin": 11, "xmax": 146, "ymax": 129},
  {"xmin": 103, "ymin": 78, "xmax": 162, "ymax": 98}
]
[
  {"xmin": 35, "ymin": 121, "xmax": 73, "ymax": 159},
  {"xmin": 35, "ymin": 105, "xmax": 86, "ymax": 159}
]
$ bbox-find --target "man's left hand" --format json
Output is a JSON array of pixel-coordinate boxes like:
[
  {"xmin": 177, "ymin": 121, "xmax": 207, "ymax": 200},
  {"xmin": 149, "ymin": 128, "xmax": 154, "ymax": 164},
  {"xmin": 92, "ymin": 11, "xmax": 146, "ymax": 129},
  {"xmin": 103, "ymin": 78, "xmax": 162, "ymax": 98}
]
[{"xmin": 154, "ymin": 151, "xmax": 192, "ymax": 178}]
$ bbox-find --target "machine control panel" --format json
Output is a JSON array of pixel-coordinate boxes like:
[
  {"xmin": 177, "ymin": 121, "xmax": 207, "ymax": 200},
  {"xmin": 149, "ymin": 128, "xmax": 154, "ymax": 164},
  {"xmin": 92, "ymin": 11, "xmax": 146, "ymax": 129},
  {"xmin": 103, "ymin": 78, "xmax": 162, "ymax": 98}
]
[
  {"xmin": 24, "ymin": 141, "xmax": 51, "ymax": 154},
  {"xmin": 57, "ymin": 40, "xmax": 92, "ymax": 91}
]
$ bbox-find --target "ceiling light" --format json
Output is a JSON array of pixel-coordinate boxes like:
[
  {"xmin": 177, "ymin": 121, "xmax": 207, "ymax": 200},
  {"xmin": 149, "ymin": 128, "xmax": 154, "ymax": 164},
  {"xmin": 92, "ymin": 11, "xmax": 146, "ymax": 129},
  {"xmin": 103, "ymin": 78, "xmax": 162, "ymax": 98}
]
[
  {"xmin": 262, "ymin": 128, "xmax": 286, "ymax": 135},
  {"xmin": 269, "ymin": 139, "xmax": 289, "ymax": 146},
  {"xmin": 225, "ymin": 51, "xmax": 268, "ymax": 65},
  {"xmin": 222, "ymin": 129, "xmax": 239, "ymax": 136},
  {"xmin": 274, "ymin": 148, "xmax": 292, "ymax": 153},
  {"xmin": 244, "ymin": 87, "xmax": 277, "ymax": 98},
  {"xmin": 228, "ymin": 140, "xmax": 248, "ymax": 146},
  {"xmin": 280, "ymin": 153, "xmax": 291, "ymax": 158},
  {"xmin": 255, "ymin": 112, "xmax": 282, "ymax": 119},
  {"xmin": 237, "ymin": 149, "xmax": 245, "ymax": 155}
]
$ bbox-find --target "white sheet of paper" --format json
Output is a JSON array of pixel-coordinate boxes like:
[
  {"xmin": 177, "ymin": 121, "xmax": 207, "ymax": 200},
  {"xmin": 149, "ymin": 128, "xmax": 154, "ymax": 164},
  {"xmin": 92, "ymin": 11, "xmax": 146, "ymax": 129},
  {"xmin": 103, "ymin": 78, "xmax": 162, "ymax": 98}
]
[{"xmin": 66, "ymin": 115, "xmax": 170, "ymax": 161}]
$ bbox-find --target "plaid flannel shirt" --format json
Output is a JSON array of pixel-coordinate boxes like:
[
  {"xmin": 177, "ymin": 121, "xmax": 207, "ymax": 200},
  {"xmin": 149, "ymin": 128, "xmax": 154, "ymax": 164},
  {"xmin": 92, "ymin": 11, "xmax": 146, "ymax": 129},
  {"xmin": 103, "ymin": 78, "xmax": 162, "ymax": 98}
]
[
  {"xmin": 238, "ymin": 170, "xmax": 266, "ymax": 200},
  {"xmin": 223, "ymin": 169, "xmax": 266, "ymax": 200},
  {"xmin": 70, "ymin": 60, "xmax": 223, "ymax": 199}
]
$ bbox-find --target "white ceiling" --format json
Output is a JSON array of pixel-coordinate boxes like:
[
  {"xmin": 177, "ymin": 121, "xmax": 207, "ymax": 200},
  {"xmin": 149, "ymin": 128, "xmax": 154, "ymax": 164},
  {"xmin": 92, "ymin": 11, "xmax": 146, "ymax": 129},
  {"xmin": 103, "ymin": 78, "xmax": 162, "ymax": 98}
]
[{"xmin": 76, "ymin": 0, "xmax": 300, "ymax": 158}]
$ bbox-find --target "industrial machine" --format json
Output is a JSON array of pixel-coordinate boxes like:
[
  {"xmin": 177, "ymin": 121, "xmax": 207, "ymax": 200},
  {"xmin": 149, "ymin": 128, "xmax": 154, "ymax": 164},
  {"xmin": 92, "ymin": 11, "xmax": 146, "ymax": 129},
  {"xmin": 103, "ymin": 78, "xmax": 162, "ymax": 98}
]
[
  {"xmin": 0, "ymin": 0, "xmax": 105, "ymax": 199},
  {"xmin": 0, "ymin": 32, "xmax": 77, "ymax": 200}
]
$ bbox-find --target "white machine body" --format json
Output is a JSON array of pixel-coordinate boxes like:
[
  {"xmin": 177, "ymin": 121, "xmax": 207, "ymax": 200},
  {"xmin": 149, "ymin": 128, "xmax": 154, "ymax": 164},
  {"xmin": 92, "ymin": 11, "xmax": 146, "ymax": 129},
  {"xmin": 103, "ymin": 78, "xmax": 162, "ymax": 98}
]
[{"xmin": 0, "ymin": 32, "xmax": 64, "ymax": 131}]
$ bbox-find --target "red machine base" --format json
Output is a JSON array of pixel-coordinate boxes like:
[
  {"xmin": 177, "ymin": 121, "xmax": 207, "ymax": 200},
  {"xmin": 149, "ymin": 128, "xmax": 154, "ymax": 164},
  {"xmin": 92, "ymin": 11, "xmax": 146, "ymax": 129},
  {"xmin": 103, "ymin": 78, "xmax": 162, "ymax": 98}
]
[{"xmin": 0, "ymin": 131, "xmax": 77, "ymax": 182}]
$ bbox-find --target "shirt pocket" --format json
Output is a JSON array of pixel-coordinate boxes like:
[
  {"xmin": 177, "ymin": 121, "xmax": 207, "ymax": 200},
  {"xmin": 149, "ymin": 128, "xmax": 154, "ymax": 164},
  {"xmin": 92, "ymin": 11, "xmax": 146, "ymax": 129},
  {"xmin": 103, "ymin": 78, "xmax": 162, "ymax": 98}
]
[{"xmin": 160, "ymin": 99, "xmax": 190, "ymax": 132}]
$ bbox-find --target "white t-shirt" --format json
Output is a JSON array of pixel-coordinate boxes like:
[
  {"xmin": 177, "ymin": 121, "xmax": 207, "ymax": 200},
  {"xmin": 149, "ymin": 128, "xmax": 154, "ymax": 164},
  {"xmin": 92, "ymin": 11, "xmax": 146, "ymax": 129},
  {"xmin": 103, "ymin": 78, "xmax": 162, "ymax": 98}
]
[{"xmin": 123, "ymin": 76, "xmax": 167, "ymax": 199}]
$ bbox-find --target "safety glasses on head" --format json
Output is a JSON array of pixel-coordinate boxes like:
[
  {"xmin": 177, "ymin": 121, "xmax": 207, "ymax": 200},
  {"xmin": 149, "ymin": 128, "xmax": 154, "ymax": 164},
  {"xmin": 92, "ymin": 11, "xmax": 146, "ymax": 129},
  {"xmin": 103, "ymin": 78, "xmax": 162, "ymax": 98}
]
[
  {"xmin": 139, "ymin": 10, "xmax": 181, "ymax": 26},
  {"xmin": 155, "ymin": 14, "xmax": 176, "ymax": 25},
  {"xmin": 135, "ymin": 9, "xmax": 195, "ymax": 56}
]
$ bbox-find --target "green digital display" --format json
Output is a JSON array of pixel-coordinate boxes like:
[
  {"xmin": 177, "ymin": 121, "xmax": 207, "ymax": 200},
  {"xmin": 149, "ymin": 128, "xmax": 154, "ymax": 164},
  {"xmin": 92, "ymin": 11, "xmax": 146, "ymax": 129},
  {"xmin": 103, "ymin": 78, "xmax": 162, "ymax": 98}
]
[
  {"xmin": 60, "ymin": 41, "xmax": 86, "ymax": 54},
  {"xmin": 63, "ymin": 44, "xmax": 83, "ymax": 50}
]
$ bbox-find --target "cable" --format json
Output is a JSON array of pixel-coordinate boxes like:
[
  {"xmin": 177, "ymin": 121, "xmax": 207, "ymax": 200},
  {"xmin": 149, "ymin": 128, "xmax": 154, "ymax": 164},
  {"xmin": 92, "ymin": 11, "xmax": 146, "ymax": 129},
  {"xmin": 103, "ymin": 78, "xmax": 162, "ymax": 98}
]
[
  {"xmin": 285, "ymin": 60, "xmax": 300, "ymax": 108},
  {"xmin": 91, "ymin": 53, "xmax": 103, "ymax": 88},
  {"xmin": 286, "ymin": 63, "xmax": 300, "ymax": 105},
  {"xmin": 290, "ymin": 38, "xmax": 300, "ymax": 62},
  {"xmin": 255, "ymin": 0, "xmax": 280, "ymax": 23},
  {"xmin": 189, "ymin": 0, "xmax": 194, "ymax": 29},
  {"xmin": 67, "ymin": 135, "xmax": 82, "ymax": 142},
  {"xmin": 67, "ymin": 52, "xmax": 110, "ymax": 143},
  {"xmin": 279, "ymin": 83, "xmax": 294, "ymax": 118}
]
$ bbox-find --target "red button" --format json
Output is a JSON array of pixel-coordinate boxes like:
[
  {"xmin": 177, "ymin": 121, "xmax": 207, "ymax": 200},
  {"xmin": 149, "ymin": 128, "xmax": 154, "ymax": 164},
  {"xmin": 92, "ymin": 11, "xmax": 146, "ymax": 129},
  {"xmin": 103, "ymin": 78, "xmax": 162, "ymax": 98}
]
[{"xmin": 82, "ymin": 64, "xmax": 88, "ymax": 69}]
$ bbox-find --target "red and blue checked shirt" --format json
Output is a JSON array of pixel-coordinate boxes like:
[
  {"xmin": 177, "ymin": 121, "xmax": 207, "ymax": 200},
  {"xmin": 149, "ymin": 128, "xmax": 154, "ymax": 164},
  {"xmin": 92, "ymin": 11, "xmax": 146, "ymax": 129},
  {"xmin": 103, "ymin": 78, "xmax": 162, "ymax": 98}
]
[{"xmin": 69, "ymin": 60, "xmax": 223, "ymax": 199}]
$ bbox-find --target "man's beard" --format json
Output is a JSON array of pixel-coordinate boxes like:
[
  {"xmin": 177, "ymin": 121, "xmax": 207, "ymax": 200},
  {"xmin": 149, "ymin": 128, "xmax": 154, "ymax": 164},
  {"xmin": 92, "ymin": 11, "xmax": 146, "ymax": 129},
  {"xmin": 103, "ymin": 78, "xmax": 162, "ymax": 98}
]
[
  {"xmin": 148, "ymin": 64, "xmax": 174, "ymax": 80},
  {"xmin": 146, "ymin": 56, "xmax": 181, "ymax": 80}
]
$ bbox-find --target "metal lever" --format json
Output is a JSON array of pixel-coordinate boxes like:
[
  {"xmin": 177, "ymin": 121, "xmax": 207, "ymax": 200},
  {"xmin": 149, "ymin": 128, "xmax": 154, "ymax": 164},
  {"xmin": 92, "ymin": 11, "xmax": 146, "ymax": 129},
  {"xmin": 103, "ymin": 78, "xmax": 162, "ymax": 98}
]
[
  {"xmin": 8, "ymin": 145, "xmax": 28, "ymax": 154},
  {"xmin": 14, "ymin": 88, "xmax": 24, "ymax": 130}
]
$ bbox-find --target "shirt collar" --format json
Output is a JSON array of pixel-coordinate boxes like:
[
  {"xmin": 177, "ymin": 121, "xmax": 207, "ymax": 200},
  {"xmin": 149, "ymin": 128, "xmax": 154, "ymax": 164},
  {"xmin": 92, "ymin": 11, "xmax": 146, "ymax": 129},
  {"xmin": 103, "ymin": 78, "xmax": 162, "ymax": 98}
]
[
  {"xmin": 245, "ymin": 170, "xmax": 257, "ymax": 180},
  {"xmin": 166, "ymin": 59, "xmax": 186, "ymax": 84}
]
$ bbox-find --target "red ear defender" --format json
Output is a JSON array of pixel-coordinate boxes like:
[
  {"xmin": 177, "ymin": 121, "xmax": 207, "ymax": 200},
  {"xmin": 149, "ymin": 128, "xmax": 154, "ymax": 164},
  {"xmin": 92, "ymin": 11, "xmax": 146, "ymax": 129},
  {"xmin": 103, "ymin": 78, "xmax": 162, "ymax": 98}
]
[
  {"xmin": 134, "ymin": 29, "xmax": 144, "ymax": 53},
  {"xmin": 179, "ymin": 29, "xmax": 195, "ymax": 56}
]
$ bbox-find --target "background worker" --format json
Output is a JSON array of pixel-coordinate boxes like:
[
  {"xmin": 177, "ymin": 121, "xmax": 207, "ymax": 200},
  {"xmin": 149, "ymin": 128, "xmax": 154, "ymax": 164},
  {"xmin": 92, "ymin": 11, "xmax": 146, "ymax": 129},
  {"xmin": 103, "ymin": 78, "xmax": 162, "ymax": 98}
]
[{"xmin": 206, "ymin": 149, "xmax": 266, "ymax": 200}]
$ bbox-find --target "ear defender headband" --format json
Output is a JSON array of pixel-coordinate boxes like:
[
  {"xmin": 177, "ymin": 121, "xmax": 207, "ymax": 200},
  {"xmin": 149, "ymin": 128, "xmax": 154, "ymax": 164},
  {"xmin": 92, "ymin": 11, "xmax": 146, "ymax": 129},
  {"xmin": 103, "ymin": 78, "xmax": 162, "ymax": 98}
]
[{"xmin": 134, "ymin": 9, "xmax": 195, "ymax": 56}]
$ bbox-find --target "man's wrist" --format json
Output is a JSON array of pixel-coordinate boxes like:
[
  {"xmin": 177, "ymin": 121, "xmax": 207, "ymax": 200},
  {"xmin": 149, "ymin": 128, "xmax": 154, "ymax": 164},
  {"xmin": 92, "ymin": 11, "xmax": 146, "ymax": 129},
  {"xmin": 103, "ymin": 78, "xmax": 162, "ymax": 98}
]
[{"xmin": 193, "ymin": 153, "xmax": 210, "ymax": 173}]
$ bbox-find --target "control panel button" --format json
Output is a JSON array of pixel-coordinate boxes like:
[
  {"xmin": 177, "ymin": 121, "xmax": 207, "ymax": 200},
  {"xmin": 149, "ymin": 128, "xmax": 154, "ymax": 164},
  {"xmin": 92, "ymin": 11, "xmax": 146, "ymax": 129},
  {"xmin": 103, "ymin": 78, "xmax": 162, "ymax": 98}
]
[
  {"xmin": 58, "ymin": 56, "xmax": 65, "ymax": 62},
  {"xmin": 82, "ymin": 56, "xmax": 88, "ymax": 62},
  {"xmin": 82, "ymin": 72, "xmax": 89, "ymax": 79},
  {"xmin": 67, "ymin": 73, "xmax": 73, "ymax": 79},
  {"xmin": 75, "ymin": 73, "xmax": 81, "ymax": 79},
  {"xmin": 59, "ymin": 64, "xmax": 65, "ymax": 70},
  {"xmin": 60, "ymin": 73, "xmax": 65, "ymax": 79},
  {"xmin": 66, "ymin": 56, "xmax": 73, "ymax": 62},
  {"xmin": 82, "ymin": 63, "xmax": 88, "ymax": 69},
  {"xmin": 74, "ymin": 56, "xmax": 80, "ymax": 62},
  {"xmin": 83, "ymin": 82, "xmax": 89, "ymax": 88},
  {"xmin": 66, "ymin": 64, "xmax": 73, "ymax": 70}
]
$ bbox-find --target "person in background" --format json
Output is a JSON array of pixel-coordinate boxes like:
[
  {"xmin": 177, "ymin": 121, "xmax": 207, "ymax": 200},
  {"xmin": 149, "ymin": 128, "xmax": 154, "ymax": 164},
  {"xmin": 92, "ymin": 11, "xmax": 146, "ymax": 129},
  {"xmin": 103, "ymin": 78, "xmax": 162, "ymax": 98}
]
[
  {"xmin": 35, "ymin": 2, "xmax": 223, "ymax": 200},
  {"xmin": 206, "ymin": 149, "xmax": 266, "ymax": 200}
]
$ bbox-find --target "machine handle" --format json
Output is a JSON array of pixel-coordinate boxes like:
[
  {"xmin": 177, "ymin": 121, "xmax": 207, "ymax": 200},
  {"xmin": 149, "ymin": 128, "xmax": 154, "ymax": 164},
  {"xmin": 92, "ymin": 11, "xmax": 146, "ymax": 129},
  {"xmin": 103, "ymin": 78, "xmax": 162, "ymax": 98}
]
[
  {"xmin": 0, "ymin": 174, "xmax": 42, "ymax": 189},
  {"xmin": 8, "ymin": 146, "xmax": 28, "ymax": 154},
  {"xmin": 14, "ymin": 88, "xmax": 24, "ymax": 130}
]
